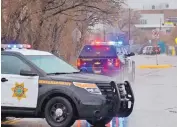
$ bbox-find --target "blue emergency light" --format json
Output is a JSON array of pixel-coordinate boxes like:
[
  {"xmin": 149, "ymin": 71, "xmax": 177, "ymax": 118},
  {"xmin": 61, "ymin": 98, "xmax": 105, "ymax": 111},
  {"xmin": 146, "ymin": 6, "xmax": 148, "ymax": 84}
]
[
  {"xmin": 1, "ymin": 44, "xmax": 31, "ymax": 49},
  {"xmin": 117, "ymin": 41, "xmax": 123, "ymax": 45},
  {"xmin": 108, "ymin": 41, "xmax": 123, "ymax": 46},
  {"xmin": 108, "ymin": 41, "xmax": 115, "ymax": 45}
]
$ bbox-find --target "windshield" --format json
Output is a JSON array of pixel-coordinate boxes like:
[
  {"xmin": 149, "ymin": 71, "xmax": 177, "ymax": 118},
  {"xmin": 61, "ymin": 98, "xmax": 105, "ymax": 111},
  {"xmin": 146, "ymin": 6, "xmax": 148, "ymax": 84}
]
[
  {"xmin": 26, "ymin": 55, "xmax": 79, "ymax": 74},
  {"xmin": 79, "ymin": 45, "xmax": 117, "ymax": 58}
]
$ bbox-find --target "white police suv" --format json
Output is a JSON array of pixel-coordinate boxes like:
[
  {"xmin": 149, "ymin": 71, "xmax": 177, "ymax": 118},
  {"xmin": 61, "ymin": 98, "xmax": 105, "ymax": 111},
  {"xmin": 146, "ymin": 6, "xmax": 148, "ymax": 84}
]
[{"xmin": 1, "ymin": 44, "xmax": 135, "ymax": 127}]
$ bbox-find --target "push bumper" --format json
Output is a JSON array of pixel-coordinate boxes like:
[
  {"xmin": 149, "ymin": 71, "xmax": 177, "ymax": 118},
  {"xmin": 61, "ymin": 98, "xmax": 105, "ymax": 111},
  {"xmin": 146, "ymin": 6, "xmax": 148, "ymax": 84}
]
[
  {"xmin": 77, "ymin": 81, "xmax": 134, "ymax": 119},
  {"xmin": 115, "ymin": 81, "xmax": 135, "ymax": 117},
  {"xmin": 78, "ymin": 96, "xmax": 115, "ymax": 120}
]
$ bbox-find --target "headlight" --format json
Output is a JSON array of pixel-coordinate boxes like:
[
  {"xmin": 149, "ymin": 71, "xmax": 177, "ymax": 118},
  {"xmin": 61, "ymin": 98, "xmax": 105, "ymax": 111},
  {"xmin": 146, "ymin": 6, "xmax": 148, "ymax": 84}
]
[{"xmin": 73, "ymin": 82, "xmax": 102, "ymax": 95}]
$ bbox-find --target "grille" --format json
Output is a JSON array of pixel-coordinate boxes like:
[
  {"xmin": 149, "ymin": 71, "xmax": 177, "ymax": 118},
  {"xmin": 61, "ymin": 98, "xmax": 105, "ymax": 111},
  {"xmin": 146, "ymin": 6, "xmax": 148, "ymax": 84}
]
[{"xmin": 96, "ymin": 83, "xmax": 116, "ymax": 99}]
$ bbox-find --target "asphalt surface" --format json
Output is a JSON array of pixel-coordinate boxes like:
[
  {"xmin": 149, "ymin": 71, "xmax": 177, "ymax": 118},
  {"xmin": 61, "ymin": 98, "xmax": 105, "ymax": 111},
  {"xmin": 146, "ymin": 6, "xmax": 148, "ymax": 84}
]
[{"xmin": 2, "ymin": 54, "xmax": 177, "ymax": 127}]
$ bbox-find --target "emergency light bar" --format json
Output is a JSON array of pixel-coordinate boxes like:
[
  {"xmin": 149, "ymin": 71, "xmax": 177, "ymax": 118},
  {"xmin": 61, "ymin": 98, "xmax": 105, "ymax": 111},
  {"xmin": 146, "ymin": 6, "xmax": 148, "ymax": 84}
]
[
  {"xmin": 91, "ymin": 41, "xmax": 106, "ymax": 45},
  {"xmin": 91, "ymin": 41, "xmax": 123, "ymax": 46},
  {"xmin": 1, "ymin": 44, "xmax": 31, "ymax": 49}
]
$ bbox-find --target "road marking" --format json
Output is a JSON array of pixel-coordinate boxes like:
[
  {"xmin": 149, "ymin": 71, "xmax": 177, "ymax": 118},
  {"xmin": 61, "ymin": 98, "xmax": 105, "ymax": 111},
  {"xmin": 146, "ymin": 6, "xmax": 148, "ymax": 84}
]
[
  {"xmin": 1, "ymin": 119, "xmax": 15, "ymax": 124},
  {"xmin": 7, "ymin": 119, "xmax": 22, "ymax": 124},
  {"xmin": 138, "ymin": 64, "xmax": 172, "ymax": 69},
  {"xmin": 77, "ymin": 120, "xmax": 81, "ymax": 127},
  {"xmin": 116, "ymin": 117, "xmax": 119, "ymax": 127},
  {"xmin": 1, "ymin": 118, "xmax": 123, "ymax": 126},
  {"xmin": 1, "ymin": 118, "xmax": 22, "ymax": 125}
]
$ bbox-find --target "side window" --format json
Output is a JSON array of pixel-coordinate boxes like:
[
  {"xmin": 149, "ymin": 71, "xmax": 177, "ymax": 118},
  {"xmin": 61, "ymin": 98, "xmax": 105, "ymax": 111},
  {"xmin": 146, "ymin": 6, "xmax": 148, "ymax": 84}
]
[
  {"xmin": 123, "ymin": 48, "xmax": 128, "ymax": 55},
  {"xmin": 120, "ymin": 48, "xmax": 126, "ymax": 55},
  {"xmin": 117, "ymin": 47, "xmax": 126, "ymax": 55},
  {"xmin": 116, "ymin": 47, "xmax": 122, "ymax": 54},
  {"xmin": 1, "ymin": 55, "xmax": 32, "ymax": 75}
]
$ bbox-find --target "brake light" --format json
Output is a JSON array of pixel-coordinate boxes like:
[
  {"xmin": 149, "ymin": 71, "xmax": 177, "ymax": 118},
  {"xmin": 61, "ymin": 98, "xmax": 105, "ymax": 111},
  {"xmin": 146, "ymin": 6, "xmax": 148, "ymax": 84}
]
[
  {"xmin": 77, "ymin": 59, "xmax": 81, "ymax": 67},
  {"xmin": 106, "ymin": 47, "xmax": 110, "ymax": 50},
  {"xmin": 107, "ymin": 59, "xmax": 114, "ymax": 66},
  {"xmin": 115, "ymin": 58, "xmax": 120, "ymax": 67}
]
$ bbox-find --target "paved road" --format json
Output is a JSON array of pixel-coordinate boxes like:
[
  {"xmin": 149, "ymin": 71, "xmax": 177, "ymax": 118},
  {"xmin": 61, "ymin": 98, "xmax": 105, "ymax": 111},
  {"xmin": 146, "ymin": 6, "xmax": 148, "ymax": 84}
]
[
  {"xmin": 128, "ymin": 55, "xmax": 177, "ymax": 127},
  {"xmin": 2, "ymin": 55, "xmax": 177, "ymax": 127}
]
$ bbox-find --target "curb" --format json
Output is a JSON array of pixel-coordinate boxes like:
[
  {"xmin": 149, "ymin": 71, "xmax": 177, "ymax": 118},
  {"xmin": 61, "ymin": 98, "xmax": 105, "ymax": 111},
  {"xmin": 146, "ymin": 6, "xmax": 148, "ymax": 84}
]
[{"xmin": 138, "ymin": 64, "xmax": 173, "ymax": 69}]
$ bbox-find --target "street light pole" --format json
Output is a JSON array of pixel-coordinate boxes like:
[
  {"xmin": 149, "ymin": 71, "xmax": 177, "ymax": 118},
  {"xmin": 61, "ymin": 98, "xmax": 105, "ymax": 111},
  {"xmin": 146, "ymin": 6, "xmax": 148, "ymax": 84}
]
[
  {"xmin": 128, "ymin": 8, "xmax": 131, "ymax": 43},
  {"xmin": 104, "ymin": 24, "xmax": 106, "ymax": 42},
  {"xmin": 155, "ymin": 18, "xmax": 162, "ymax": 65}
]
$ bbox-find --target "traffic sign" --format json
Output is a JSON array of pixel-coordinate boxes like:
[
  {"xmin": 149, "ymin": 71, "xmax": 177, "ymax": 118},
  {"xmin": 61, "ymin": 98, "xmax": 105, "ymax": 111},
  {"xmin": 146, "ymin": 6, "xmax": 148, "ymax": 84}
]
[
  {"xmin": 129, "ymin": 40, "xmax": 134, "ymax": 45},
  {"xmin": 152, "ymin": 29, "xmax": 159, "ymax": 39}
]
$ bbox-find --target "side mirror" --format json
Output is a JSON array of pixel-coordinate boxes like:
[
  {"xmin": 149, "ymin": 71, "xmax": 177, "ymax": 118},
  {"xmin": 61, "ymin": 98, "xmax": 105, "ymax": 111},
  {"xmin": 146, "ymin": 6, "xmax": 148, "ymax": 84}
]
[
  {"xmin": 129, "ymin": 52, "xmax": 135, "ymax": 56},
  {"xmin": 125, "ymin": 52, "xmax": 135, "ymax": 57},
  {"xmin": 20, "ymin": 70, "xmax": 38, "ymax": 76}
]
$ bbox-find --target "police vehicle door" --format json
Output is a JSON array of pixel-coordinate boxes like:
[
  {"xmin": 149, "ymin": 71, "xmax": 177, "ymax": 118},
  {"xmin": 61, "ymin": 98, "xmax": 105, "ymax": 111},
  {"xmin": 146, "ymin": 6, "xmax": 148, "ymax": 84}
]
[
  {"xmin": 116, "ymin": 47, "xmax": 125, "ymax": 64},
  {"xmin": 1, "ymin": 54, "xmax": 39, "ymax": 108}
]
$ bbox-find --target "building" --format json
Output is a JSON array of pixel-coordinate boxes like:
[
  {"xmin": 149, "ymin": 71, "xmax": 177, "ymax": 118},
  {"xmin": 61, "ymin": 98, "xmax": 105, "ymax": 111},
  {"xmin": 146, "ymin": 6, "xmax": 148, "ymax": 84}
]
[
  {"xmin": 135, "ymin": 9, "xmax": 177, "ymax": 34},
  {"xmin": 142, "ymin": 3, "xmax": 170, "ymax": 10}
]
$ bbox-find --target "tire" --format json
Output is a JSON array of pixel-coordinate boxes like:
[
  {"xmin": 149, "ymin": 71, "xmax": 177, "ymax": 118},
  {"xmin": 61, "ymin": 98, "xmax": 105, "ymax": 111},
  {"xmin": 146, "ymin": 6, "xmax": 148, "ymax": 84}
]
[
  {"xmin": 87, "ymin": 117, "xmax": 113, "ymax": 126},
  {"xmin": 1, "ymin": 116, "xmax": 7, "ymax": 121},
  {"xmin": 44, "ymin": 97, "xmax": 74, "ymax": 127}
]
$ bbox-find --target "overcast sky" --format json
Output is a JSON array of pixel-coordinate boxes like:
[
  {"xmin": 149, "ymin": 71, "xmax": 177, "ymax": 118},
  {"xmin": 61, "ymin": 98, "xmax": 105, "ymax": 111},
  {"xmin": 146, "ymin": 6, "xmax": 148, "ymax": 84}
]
[{"xmin": 127, "ymin": 0, "xmax": 177, "ymax": 9}]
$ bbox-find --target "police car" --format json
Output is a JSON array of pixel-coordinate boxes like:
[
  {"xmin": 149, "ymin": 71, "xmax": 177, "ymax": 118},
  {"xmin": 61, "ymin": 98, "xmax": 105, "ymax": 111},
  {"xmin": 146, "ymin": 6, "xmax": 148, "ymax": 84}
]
[
  {"xmin": 77, "ymin": 41, "xmax": 135, "ymax": 81},
  {"xmin": 1, "ymin": 44, "xmax": 134, "ymax": 127}
]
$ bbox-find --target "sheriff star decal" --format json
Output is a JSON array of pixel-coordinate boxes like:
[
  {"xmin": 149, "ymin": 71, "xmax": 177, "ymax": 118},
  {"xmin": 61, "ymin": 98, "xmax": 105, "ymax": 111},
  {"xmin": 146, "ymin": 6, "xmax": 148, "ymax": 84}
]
[{"xmin": 11, "ymin": 82, "xmax": 28, "ymax": 101}]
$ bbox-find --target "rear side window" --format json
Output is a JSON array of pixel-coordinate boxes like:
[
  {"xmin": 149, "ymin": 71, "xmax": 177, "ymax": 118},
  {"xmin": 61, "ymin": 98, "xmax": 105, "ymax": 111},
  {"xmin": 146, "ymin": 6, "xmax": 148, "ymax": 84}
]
[
  {"xmin": 79, "ymin": 45, "xmax": 117, "ymax": 58},
  {"xmin": 116, "ymin": 47, "xmax": 128, "ymax": 55},
  {"xmin": 122, "ymin": 48, "xmax": 128, "ymax": 55}
]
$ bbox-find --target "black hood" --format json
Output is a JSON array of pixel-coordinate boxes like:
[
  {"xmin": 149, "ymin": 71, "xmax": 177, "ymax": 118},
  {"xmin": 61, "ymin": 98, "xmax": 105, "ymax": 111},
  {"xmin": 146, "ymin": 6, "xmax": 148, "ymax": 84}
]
[{"xmin": 48, "ymin": 73, "xmax": 115, "ymax": 84}]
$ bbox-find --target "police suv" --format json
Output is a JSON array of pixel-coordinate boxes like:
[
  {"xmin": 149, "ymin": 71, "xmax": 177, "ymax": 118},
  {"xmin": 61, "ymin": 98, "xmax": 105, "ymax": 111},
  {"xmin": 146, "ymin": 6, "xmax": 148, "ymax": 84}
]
[
  {"xmin": 1, "ymin": 44, "xmax": 134, "ymax": 127},
  {"xmin": 77, "ymin": 41, "xmax": 135, "ymax": 81}
]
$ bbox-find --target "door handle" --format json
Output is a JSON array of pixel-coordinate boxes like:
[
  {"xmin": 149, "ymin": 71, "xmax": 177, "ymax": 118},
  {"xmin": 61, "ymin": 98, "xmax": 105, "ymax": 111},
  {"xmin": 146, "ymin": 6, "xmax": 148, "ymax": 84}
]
[{"xmin": 1, "ymin": 78, "xmax": 8, "ymax": 82}]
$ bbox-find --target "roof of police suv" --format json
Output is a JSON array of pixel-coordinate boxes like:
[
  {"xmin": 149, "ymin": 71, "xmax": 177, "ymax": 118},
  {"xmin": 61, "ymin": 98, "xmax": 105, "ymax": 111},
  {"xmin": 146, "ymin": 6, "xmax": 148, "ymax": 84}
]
[{"xmin": 3, "ymin": 49, "xmax": 52, "ymax": 55}]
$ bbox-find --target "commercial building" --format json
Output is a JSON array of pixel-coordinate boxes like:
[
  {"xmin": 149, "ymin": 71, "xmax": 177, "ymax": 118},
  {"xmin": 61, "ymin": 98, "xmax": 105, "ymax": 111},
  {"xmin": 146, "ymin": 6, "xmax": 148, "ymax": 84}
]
[{"xmin": 135, "ymin": 9, "xmax": 177, "ymax": 34}]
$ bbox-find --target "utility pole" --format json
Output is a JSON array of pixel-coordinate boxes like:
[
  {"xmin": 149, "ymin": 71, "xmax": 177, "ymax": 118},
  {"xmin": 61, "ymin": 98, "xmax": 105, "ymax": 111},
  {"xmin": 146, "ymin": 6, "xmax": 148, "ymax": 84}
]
[
  {"xmin": 128, "ymin": 8, "xmax": 131, "ymax": 51},
  {"xmin": 155, "ymin": 18, "xmax": 162, "ymax": 65},
  {"xmin": 103, "ymin": 24, "xmax": 106, "ymax": 42},
  {"xmin": 160, "ymin": 18, "xmax": 162, "ymax": 30},
  {"xmin": 128, "ymin": 8, "xmax": 131, "ymax": 44}
]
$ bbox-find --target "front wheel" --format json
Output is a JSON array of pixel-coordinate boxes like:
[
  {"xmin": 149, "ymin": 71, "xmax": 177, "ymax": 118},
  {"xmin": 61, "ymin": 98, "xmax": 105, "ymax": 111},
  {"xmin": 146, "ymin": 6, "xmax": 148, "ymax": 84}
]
[
  {"xmin": 44, "ymin": 97, "xmax": 74, "ymax": 127},
  {"xmin": 87, "ymin": 117, "xmax": 113, "ymax": 126}
]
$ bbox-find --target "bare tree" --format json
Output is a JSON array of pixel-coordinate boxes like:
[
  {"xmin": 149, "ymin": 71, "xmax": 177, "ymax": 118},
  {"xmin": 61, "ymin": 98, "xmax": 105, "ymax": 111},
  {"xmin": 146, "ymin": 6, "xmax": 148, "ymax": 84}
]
[
  {"xmin": 2, "ymin": 0, "xmax": 125, "ymax": 61},
  {"xmin": 118, "ymin": 9, "xmax": 141, "ymax": 32}
]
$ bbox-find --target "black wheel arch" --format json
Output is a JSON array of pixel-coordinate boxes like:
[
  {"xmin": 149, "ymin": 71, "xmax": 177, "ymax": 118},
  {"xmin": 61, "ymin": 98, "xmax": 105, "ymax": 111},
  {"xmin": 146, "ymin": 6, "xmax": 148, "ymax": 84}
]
[{"xmin": 36, "ymin": 89, "xmax": 79, "ymax": 118}]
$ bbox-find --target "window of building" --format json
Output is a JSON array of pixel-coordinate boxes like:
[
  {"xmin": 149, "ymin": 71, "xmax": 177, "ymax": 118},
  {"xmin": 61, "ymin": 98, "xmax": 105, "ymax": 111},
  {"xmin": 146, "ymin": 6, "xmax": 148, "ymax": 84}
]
[
  {"xmin": 140, "ymin": 19, "xmax": 147, "ymax": 24},
  {"xmin": 166, "ymin": 4, "xmax": 169, "ymax": 8},
  {"xmin": 152, "ymin": 5, "xmax": 155, "ymax": 9}
]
